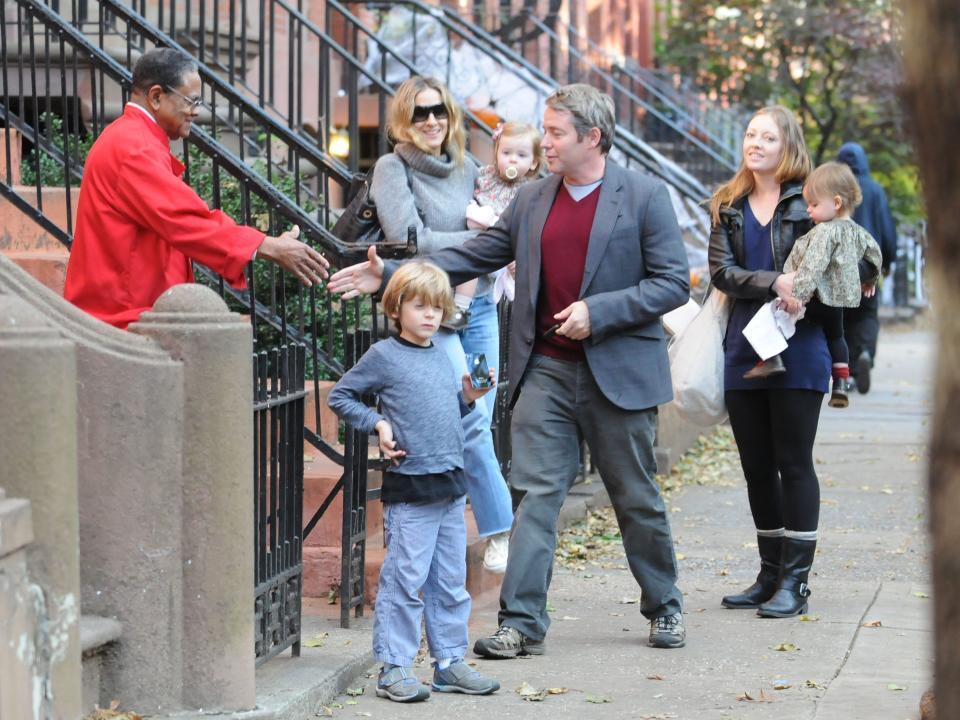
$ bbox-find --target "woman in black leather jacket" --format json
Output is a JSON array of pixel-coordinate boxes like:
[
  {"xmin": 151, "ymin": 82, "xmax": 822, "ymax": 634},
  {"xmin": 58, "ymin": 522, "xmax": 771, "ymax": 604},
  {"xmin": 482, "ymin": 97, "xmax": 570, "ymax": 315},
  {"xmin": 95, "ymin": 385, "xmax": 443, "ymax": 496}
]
[{"xmin": 708, "ymin": 105, "xmax": 828, "ymax": 618}]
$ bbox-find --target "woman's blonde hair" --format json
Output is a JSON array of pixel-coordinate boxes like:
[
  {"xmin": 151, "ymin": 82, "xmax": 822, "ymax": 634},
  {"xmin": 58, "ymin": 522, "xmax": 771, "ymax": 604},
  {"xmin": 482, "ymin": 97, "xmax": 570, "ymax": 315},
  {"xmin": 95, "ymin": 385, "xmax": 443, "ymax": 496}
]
[
  {"xmin": 495, "ymin": 121, "xmax": 544, "ymax": 177},
  {"xmin": 803, "ymin": 161, "xmax": 863, "ymax": 213},
  {"xmin": 709, "ymin": 105, "xmax": 812, "ymax": 225},
  {"xmin": 387, "ymin": 76, "xmax": 467, "ymax": 165},
  {"xmin": 381, "ymin": 261, "xmax": 457, "ymax": 332}
]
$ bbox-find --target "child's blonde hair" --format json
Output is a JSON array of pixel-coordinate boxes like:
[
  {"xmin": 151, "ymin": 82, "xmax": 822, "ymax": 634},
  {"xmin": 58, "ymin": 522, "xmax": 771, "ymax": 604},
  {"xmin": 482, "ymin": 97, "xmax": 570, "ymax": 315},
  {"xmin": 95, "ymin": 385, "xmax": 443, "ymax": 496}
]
[
  {"xmin": 381, "ymin": 261, "xmax": 457, "ymax": 332},
  {"xmin": 494, "ymin": 121, "xmax": 544, "ymax": 178},
  {"xmin": 803, "ymin": 161, "xmax": 863, "ymax": 213}
]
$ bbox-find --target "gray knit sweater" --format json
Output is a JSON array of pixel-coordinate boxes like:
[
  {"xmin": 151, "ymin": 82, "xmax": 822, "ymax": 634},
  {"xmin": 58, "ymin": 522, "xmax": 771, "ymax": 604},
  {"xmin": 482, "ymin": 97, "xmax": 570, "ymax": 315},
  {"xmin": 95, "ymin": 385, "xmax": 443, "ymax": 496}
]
[{"xmin": 371, "ymin": 143, "xmax": 491, "ymax": 296}]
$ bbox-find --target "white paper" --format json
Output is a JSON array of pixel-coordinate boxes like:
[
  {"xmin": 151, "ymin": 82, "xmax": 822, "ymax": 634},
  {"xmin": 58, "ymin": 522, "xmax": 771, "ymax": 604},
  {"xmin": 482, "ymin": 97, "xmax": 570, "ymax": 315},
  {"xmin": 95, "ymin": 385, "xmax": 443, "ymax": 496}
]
[{"xmin": 743, "ymin": 300, "xmax": 789, "ymax": 360}]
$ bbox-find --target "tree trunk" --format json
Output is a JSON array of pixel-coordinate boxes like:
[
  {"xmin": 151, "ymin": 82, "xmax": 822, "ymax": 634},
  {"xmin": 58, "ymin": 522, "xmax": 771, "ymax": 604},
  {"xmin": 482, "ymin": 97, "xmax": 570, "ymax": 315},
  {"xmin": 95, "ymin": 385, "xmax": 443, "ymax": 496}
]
[{"xmin": 902, "ymin": 2, "xmax": 960, "ymax": 717}]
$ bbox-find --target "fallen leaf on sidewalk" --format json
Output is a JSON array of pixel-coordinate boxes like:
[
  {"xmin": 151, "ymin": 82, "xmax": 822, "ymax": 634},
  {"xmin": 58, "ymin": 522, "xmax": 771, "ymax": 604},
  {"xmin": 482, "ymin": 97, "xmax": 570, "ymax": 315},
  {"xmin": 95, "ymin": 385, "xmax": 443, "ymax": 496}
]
[
  {"xmin": 560, "ymin": 616, "xmax": 581, "ymax": 621},
  {"xmin": 345, "ymin": 687, "xmax": 364, "ymax": 696},
  {"xmin": 758, "ymin": 689, "xmax": 775, "ymax": 702},
  {"xmin": 805, "ymin": 680, "xmax": 824, "ymax": 689},
  {"xmin": 880, "ymin": 488, "xmax": 894, "ymax": 495},
  {"xmin": 676, "ymin": 553, "xmax": 686, "ymax": 560},
  {"xmin": 737, "ymin": 691, "xmax": 754, "ymax": 702},
  {"xmin": 317, "ymin": 706, "xmax": 334, "ymax": 717},
  {"xmin": 345, "ymin": 700, "xmax": 358, "ymax": 706},
  {"xmin": 647, "ymin": 674, "xmax": 666, "ymax": 681},
  {"xmin": 888, "ymin": 683, "xmax": 907, "ymax": 691},
  {"xmin": 799, "ymin": 615, "xmax": 820, "ymax": 622},
  {"xmin": 547, "ymin": 687, "xmax": 569, "ymax": 694},
  {"xmin": 619, "ymin": 597, "xmax": 640, "ymax": 604},
  {"xmin": 718, "ymin": 569, "xmax": 729, "ymax": 576},
  {"xmin": 913, "ymin": 591, "xmax": 929, "ymax": 599},
  {"xmin": 773, "ymin": 680, "xmax": 792, "ymax": 690},
  {"xmin": 773, "ymin": 642, "xmax": 798, "ymax": 652},
  {"xmin": 863, "ymin": 620, "xmax": 883, "ymax": 628},
  {"xmin": 302, "ymin": 632, "xmax": 329, "ymax": 648},
  {"xmin": 516, "ymin": 681, "xmax": 548, "ymax": 701},
  {"xmin": 585, "ymin": 696, "xmax": 612, "ymax": 703}
]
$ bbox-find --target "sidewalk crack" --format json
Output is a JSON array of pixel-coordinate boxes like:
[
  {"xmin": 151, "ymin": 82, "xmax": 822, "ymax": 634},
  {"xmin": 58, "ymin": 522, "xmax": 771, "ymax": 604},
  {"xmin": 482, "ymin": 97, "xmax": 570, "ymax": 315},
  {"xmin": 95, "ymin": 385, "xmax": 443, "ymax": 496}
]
[{"xmin": 809, "ymin": 580, "xmax": 884, "ymax": 720}]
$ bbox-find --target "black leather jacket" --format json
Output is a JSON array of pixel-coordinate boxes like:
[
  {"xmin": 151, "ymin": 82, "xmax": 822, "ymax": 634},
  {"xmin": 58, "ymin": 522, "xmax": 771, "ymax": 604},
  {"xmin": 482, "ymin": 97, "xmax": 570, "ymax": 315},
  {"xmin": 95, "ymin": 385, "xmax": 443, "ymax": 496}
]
[{"xmin": 708, "ymin": 183, "xmax": 812, "ymax": 301}]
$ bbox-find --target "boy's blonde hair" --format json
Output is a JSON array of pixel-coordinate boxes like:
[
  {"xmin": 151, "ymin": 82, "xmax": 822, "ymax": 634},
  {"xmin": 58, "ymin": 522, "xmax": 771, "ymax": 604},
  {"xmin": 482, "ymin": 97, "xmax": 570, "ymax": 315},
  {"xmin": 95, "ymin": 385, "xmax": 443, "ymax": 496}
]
[
  {"xmin": 495, "ymin": 121, "xmax": 544, "ymax": 177},
  {"xmin": 387, "ymin": 76, "xmax": 467, "ymax": 166},
  {"xmin": 803, "ymin": 161, "xmax": 863, "ymax": 213},
  {"xmin": 381, "ymin": 261, "xmax": 457, "ymax": 332},
  {"xmin": 709, "ymin": 105, "xmax": 812, "ymax": 225}
]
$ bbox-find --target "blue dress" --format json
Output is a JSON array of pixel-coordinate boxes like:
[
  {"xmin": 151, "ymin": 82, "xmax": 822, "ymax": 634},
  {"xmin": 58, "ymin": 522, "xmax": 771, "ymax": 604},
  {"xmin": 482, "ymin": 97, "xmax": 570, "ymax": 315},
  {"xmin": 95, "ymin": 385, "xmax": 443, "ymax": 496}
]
[{"xmin": 724, "ymin": 202, "xmax": 830, "ymax": 393}]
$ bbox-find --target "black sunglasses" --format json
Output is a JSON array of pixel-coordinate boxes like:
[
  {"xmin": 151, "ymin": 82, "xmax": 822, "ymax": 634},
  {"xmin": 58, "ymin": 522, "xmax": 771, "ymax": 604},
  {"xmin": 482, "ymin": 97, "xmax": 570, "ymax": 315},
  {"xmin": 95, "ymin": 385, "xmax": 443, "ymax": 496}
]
[{"xmin": 411, "ymin": 103, "xmax": 449, "ymax": 123}]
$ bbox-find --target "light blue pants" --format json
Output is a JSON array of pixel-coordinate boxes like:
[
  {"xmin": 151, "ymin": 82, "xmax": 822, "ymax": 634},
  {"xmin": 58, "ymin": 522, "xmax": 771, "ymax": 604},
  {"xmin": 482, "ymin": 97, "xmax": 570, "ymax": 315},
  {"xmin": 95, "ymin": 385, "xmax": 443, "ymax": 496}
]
[
  {"xmin": 373, "ymin": 496, "xmax": 471, "ymax": 666},
  {"xmin": 434, "ymin": 294, "xmax": 513, "ymax": 537}
]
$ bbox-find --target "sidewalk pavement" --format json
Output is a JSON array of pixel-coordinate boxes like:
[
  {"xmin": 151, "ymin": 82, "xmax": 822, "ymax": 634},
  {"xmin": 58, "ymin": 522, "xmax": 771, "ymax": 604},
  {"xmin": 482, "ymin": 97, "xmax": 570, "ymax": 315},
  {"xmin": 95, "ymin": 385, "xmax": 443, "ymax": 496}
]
[{"xmin": 254, "ymin": 324, "xmax": 933, "ymax": 720}]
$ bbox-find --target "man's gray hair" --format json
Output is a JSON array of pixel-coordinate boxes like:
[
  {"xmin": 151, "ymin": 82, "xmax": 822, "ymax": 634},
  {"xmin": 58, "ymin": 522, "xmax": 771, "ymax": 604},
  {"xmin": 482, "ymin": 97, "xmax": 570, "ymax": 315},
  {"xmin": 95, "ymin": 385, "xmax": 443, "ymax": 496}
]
[{"xmin": 545, "ymin": 84, "xmax": 616, "ymax": 154}]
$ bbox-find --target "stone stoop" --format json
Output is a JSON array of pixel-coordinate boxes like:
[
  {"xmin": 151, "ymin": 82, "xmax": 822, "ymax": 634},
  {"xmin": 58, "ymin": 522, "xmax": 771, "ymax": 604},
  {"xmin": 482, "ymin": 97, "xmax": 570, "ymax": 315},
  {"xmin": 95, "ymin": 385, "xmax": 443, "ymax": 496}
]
[{"xmin": 79, "ymin": 614, "xmax": 122, "ymax": 714}]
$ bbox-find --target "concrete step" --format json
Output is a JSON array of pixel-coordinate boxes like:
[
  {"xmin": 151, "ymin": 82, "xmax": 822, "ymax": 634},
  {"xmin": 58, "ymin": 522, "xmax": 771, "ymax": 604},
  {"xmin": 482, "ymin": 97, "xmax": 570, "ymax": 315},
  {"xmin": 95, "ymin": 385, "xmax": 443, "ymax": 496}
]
[
  {"xmin": 2, "ymin": 250, "xmax": 69, "ymax": 295},
  {"xmin": 79, "ymin": 614, "xmax": 122, "ymax": 713}
]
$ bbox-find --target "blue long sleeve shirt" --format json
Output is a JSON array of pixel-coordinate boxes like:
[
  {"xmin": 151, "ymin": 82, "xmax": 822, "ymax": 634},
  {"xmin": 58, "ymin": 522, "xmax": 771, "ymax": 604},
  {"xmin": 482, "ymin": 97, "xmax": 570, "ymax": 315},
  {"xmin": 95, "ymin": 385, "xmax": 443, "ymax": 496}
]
[{"xmin": 327, "ymin": 336, "xmax": 472, "ymax": 477}]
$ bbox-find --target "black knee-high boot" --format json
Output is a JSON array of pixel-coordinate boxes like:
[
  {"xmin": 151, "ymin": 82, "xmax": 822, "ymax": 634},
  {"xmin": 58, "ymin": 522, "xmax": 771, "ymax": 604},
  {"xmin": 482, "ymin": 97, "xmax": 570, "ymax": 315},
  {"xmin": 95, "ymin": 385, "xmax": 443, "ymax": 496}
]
[
  {"xmin": 757, "ymin": 537, "xmax": 816, "ymax": 618},
  {"xmin": 721, "ymin": 534, "xmax": 782, "ymax": 609}
]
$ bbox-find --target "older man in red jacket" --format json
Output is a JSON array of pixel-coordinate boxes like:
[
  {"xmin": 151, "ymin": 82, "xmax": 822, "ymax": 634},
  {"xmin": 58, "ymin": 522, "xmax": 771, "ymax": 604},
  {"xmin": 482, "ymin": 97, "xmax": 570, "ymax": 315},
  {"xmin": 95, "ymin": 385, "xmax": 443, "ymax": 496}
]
[{"xmin": 64, "ymin": 48, "xmax": 327, "ymax": 329}]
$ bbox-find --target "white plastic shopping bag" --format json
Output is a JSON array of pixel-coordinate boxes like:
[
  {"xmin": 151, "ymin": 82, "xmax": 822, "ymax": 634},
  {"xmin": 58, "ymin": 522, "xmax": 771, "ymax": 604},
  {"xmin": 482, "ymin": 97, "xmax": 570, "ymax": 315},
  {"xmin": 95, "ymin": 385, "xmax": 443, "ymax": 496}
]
[{"xmin": 668, "ymin": 289, "xmax": 730, "ymax": 426}]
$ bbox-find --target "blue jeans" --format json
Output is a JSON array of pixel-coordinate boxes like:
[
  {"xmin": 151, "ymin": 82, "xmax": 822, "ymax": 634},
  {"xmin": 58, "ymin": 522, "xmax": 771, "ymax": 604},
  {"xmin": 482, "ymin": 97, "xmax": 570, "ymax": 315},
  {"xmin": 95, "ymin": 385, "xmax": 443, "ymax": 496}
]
[
  {"xmin": 433, "ymin": 295, "xmax": 513, "ymax": 537},
  {"xmin": 373, "ymin": 496, "xmax": 471, "ymax": 666}
]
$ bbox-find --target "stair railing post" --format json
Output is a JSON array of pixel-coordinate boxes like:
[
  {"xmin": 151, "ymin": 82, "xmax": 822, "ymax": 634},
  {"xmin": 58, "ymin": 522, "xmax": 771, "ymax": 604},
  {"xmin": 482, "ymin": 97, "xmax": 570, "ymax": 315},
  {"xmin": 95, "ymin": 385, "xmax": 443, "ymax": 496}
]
[{"xmin": 131, "ymin": 284, "xmax": 256, "ymax": 712}]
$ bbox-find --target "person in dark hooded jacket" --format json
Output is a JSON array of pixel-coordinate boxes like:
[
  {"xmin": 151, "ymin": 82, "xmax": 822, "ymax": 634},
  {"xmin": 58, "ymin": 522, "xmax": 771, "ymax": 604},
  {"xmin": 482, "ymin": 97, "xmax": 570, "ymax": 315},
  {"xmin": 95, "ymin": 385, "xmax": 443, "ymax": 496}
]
[{"xmin": 836, "ymin": 142, "xmax": 898, "ymax": 394}]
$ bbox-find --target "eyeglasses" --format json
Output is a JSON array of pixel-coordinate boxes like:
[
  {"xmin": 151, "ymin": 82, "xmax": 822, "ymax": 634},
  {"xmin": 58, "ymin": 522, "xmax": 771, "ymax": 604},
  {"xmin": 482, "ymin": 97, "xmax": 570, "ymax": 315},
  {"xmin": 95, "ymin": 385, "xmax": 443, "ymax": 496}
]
[
  {"xmin": 411, "ymin": 103, "xmax": 449, "ymax": 123},
  {"xmin": 164, "ymin": 86, "xmax": 204, "ymax": 110}
]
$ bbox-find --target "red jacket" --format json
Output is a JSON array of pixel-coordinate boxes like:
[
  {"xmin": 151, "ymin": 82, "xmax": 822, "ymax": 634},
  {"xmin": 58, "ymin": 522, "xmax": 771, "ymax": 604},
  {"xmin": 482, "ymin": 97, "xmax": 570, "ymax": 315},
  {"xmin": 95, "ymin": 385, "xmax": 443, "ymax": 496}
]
[{"xmin": 64, "ymin": 105, "xmax": 264, "ymax": 328}]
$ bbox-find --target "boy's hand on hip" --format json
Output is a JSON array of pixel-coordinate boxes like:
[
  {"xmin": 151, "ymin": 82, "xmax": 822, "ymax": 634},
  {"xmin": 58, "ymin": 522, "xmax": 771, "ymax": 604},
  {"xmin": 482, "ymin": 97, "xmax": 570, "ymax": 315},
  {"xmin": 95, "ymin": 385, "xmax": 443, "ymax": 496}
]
[
  {"xmin": 554, "ymin": 301, "xmax": 591, "ymax": 340},
  {"xmin": 374, "ymin": 420, "xmax": 406, "ymax": 466},
  {"xmin": 462, "ymin": 370, "xmax": 496, "ymax": 404}
]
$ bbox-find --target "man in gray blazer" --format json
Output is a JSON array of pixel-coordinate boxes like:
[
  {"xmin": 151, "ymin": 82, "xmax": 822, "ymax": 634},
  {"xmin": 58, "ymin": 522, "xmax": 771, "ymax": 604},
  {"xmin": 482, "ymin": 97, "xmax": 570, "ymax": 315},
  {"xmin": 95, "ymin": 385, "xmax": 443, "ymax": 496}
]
[{"xmin": 329, "ymin": 83, "xmax": 689, "ymax": 653}]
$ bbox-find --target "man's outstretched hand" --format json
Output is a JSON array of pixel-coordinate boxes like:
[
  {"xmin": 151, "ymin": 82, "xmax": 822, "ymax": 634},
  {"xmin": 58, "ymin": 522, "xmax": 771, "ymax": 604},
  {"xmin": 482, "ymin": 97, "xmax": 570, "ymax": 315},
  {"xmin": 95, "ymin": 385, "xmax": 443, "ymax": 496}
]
[
  {"xmin": 258, "ymin": 225, "xmax": 329, "ymax": 287},
  {"xmin": 328, "ymin": 245, "xmax": 385, "ymax": 299}
]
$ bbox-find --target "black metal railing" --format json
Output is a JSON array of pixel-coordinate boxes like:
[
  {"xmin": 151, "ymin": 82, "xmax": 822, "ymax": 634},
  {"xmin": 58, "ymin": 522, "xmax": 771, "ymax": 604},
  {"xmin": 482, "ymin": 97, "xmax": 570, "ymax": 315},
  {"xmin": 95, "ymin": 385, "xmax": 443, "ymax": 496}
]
[
  {"xmin": 253, "ymin": 344, "xmax": 306, "ymax": 666},
  {"xmin": 0, "ymin": 0, "xmax": 418, "ymax": 641}
]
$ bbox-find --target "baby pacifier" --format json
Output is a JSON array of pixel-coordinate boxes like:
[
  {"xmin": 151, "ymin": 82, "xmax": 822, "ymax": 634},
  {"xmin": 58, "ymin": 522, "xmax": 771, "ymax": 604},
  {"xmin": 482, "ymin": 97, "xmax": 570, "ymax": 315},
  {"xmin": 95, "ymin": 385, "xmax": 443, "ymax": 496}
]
[{"xmin": 504, "ymin": 166, "xmax": 519, "ymax": 180}]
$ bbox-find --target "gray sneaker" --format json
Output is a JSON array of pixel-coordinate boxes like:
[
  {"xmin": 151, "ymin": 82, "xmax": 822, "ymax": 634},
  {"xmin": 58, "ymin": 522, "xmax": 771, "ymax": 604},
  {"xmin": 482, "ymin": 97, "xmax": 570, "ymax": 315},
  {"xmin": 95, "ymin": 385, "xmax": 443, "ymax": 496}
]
[
  {"xmin": 473, "ymin": 625, "xmax": 546, "ymax": 659},
  {"xmin": 649, "ymin": 612, "xmax": 686, "ymax": 649},
  {"xmin": 376, "ymin": 666, "xmax": 430, "ymax": 702},
  {"xmin": 432, "ymin": 659, "xmax": 500, "ymax": 695}
]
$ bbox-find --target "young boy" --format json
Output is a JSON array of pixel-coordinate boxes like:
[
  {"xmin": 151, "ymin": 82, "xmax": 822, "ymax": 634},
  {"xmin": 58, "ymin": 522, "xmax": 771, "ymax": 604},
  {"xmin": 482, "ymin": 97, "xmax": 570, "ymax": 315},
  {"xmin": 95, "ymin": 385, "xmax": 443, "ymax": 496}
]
[{"xmin": 327, "ymin": 261, "xmax": 501, "ymax": 703}]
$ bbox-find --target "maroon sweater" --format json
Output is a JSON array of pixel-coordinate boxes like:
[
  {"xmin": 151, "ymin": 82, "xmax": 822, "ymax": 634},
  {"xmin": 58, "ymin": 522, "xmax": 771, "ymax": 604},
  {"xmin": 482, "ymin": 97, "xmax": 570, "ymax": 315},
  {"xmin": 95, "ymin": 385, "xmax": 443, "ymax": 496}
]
[{"xmin": 532, "ymin": 183, "xmax": 602, "ymax": 362}]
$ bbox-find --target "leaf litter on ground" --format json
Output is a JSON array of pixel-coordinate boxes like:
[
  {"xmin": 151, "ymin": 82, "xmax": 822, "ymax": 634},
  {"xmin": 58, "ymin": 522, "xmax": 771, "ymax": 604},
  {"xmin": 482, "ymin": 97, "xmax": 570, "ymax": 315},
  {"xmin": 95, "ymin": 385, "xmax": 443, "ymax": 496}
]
[{"xmin": 555, "ymin": 426, "xmax": 741, "ymax": 570}]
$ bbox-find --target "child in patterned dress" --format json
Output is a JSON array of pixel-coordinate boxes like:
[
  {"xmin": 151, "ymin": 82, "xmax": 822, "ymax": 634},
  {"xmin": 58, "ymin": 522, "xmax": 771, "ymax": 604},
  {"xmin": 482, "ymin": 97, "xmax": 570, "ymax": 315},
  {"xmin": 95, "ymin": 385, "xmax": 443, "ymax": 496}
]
[{"xmin": 744, "ymin": 162, "xmax": 882, "ymax": 408}]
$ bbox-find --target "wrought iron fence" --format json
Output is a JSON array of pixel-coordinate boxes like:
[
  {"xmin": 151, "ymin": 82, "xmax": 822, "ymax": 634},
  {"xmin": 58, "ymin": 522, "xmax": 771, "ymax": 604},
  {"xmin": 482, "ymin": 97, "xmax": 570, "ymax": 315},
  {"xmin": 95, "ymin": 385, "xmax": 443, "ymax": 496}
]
[{"xmin": 253, "ymin": 344, "xmax": 307, "ymax": 665}]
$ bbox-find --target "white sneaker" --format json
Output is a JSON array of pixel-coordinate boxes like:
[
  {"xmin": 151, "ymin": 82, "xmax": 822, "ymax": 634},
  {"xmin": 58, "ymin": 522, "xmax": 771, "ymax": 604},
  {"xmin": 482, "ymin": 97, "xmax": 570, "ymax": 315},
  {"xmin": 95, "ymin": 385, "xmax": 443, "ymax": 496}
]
[{"xmin": 483, "ymin": 532, "xmax": 509, "ymax": 574}]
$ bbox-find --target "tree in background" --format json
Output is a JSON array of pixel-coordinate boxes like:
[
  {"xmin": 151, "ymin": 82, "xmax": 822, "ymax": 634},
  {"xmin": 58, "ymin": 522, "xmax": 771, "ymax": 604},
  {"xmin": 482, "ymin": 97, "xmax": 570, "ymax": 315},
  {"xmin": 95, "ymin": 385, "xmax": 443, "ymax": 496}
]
[{"xmin": 658, "ymin": 0, "xmax": 921, "ymax": 224}]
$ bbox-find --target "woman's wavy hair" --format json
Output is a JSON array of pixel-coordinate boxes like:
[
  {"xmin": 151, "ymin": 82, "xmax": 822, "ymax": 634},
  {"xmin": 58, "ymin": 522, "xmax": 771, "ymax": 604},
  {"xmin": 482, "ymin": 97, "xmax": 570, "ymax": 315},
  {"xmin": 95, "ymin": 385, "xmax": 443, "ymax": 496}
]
[
  {"xmin": 709, "ymin": 105, "xmax": 812, "ymax": 225},
  {"xmin": 387, "ymin": 76, "xmax": 467, "ymax": 165}
]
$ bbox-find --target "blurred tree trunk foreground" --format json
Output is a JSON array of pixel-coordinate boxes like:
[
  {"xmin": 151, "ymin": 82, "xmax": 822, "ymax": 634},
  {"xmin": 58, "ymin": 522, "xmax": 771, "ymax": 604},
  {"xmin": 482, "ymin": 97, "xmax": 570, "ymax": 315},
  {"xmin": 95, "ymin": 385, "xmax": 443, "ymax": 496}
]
[{"xmin": 902, "ymin": 2, "xmax": 960, "ymax": 717}]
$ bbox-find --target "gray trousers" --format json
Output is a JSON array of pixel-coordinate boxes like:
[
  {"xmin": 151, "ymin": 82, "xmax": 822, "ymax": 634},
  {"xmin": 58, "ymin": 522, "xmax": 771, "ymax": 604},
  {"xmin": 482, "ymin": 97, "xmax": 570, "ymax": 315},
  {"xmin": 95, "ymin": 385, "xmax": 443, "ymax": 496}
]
[{"xmin": 499, "ymin": 355, "xmax": 682, "ymax": 640}]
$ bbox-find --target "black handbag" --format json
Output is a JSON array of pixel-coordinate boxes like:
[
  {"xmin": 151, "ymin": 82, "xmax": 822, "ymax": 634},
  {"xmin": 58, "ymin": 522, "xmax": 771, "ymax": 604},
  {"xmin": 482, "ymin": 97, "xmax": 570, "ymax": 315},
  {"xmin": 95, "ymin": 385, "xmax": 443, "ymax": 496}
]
[{"xmin": 331, "ymin": 158, "xmax": 417, "ymax": 247}]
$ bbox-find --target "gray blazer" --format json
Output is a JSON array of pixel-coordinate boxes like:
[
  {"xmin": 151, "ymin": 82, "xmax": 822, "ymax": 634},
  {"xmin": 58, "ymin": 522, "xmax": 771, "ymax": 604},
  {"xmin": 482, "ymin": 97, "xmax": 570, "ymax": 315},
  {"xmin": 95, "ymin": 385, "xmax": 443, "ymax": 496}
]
[{"xmin": 384, "ymin": 161, "xmax": 690, "ymax": 411}]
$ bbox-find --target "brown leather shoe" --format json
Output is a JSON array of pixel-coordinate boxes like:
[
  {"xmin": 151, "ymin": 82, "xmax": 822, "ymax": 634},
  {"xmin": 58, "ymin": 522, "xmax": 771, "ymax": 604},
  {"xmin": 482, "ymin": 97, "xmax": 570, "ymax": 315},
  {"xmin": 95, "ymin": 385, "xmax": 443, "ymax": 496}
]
[{"xmin": 743, "ymin": 354, "xmax": 786, "ymax": 380}]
